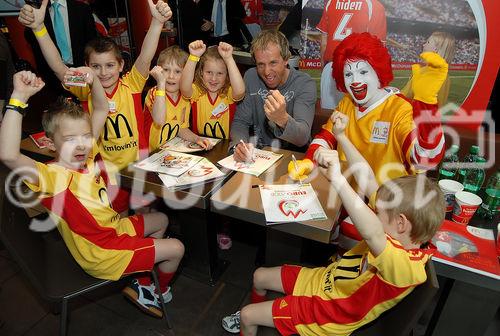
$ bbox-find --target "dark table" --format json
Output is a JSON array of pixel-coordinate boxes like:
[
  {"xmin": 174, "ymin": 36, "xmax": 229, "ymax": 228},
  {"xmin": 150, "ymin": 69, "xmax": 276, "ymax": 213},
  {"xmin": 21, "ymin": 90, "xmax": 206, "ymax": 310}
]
[{"xmin": 119, "ymin": 140, "xmax": 234, "ymax": 284}]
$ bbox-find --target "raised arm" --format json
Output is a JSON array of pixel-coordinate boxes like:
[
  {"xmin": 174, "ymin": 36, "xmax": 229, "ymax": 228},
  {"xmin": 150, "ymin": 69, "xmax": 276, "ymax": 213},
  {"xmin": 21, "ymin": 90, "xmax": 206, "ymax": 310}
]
[
  {"xmin": 18, "ymin": 0, "xmax": 68, "ymax": 81},
  {"xmin": 330, "ymin": 111, "xmax": 379, "ymax": 197},
  {"xmin": 180, "ymin": 40, "xmax": 206, "ymax": 98},
  {"xmin": 265, "ymin": 76, "xmax": 316, "ymax": 147},
  {"xmin": 62, "ymin": 67, "xmax": 107, "ymax": 139},
  {"xmin": 404, "ymin": 52, "xmax": 447, "ymax": 170},
  {"xmin": 134, "ymin": 0, "xmax": 172, "ymax": 77},
  {"xmin": 148, "ymin": 65, "xmax": 167, "ymax": 125},
  {"xmin": 0, "ymin": 71, "xmax": 45, "ymax": 184},
  {"xmin": 316, "ymin": 148, "xmax": 387, "ymax": 256},
  {"xmin": 218, "ymin": 42, "xmax": 245, "ymax": 101}
]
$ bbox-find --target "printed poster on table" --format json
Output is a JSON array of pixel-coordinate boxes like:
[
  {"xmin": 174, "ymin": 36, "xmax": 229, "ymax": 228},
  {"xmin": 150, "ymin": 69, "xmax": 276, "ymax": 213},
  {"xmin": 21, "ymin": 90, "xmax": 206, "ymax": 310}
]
[
  {"xmin": 157, "ymin": 158, "xmax": 225, "ymax": 190},
  {"xmin": 431, "ymin": 220, "xmax": 500, "ymax": 280},
  {"xmin": 259, "ymin": 184, "xmax": 327, "ymax": 224},
  {"xmin": 160, "ymin": 136, "xmax": 221, "ymax": 153},
  {"xmin": 134, "ymin": 149, "xmax": 202, "ymax": 177},
  {"xmin": 217, "ymin": 149, "xmax": 283, "ymax": 176}
]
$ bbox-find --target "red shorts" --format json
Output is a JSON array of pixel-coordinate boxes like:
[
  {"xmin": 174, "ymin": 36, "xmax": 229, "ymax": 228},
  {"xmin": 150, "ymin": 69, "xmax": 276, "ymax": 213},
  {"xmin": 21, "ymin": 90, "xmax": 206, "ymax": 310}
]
[
  {"xmin": 272, "ymin": 265, "xmax": 302, "ymax": 335},
  {"xmin": 121, "ymin": 214, "xmax": 156, "ymax": 275},
  {"xmin": 108, "ymin": 186, "xmax": 156, "ymax": 214}
]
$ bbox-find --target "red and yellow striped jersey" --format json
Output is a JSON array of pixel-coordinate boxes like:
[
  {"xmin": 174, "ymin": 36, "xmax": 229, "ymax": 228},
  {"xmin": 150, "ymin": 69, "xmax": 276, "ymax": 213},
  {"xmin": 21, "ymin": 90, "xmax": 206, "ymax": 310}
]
[
  {"xmin": 24, "ymin": 145, "xmax": 150, "ymax": 280},
  {"xmin": 289, "ymin": 236, "xmax": 433, "ymax": 335}
]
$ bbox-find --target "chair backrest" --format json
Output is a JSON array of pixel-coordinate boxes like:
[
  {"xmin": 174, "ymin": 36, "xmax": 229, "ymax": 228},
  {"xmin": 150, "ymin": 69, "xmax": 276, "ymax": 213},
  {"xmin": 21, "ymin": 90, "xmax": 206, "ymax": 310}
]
[
  {"xmin": 0, "ymin": 184, "xmax": 109, "ymax": 302},
  {"xmin": 352, "ymin": 261, "xmax": 439, "ymax": 336}
]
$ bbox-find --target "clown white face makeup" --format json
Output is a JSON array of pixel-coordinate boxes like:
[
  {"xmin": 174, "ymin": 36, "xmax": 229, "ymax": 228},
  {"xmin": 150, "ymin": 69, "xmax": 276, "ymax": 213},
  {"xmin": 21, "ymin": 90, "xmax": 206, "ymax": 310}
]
[{"xmin": 343, "ymin": 60, "xmax": 385, "ymax": 108}]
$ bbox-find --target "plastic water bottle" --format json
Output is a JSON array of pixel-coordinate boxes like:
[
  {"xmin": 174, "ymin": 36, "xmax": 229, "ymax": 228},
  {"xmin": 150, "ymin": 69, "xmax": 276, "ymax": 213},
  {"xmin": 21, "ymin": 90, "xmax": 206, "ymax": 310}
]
[
  {"xmin": 477, "ymin": 169, "xmax": 500, "ymax": 219},
  {"xmin": 460, "ymin": 156, "xmax": 485, "ymax": 194},
  {"xmin": 457, "ymin": 145, "xmax": 479, "ymax": 182},
  {"xmin": 438, "ymin": 145, "xmax": 459, "ymax": 180}
]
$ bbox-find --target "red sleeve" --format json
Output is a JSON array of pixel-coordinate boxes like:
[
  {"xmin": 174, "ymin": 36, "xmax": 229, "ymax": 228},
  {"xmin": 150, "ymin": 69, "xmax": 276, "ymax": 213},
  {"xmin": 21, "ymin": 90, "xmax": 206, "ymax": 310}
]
[
  {"xmin": 368, "ymin": 1, "xmax": 387, "ymax": 41},
  {"xmin": 402, "ymin": 100, "xmax": 445, "ymax": 170},
  {"xmin": 304, "ymin": 128, "xmax": 338, "ymax": 161}
]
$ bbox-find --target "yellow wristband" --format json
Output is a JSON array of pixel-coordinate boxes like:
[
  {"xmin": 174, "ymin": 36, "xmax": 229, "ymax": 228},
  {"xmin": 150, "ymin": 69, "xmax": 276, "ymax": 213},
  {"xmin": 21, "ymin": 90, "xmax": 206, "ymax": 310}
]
[
  {"xmin": 188, "ymin": 54, "xmax": 200, "ymax": 62},
  {"xmin": 34, "ymin": 26, "xmax": 47, "ymax": 38},
  {"xmin": 155, "ymin": 90, "xmax": 165, "ymax": 97},
  {"xmin": 8, "ymin": 98, "xmax": 28, "ymax": 108}
]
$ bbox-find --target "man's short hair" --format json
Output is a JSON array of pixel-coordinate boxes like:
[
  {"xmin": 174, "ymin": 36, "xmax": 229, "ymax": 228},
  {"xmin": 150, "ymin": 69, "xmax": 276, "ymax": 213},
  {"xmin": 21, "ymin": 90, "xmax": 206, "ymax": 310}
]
[
  {"xmin": 84, "ymin": 37, "xmax": 123, "ymax": 64},
  {"xmin": 250, "ymin": 30, "xmax": 291, "ymax": 61},
  {"xmin": 376, "ymin": 175, "xmax": 445, "ymax": 244},
  {"xmin": 332, "ymin": 32, "xmax": 393, "ymax": 93},
  {"xmin": 157, "ymin": 45, "xmax": 189, "ymax": 68},
  {"xmin": 42, "ymin": 98, "xmax": 90, "ymax": 139}
]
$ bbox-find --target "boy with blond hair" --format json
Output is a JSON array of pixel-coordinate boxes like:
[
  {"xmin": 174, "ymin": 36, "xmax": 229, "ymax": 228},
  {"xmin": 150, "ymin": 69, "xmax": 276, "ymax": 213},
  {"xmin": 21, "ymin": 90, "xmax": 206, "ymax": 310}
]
[
  {"xmin": 222, "ymin": 116, "xmax": 445, "ymax": 335},
  {"xmin": 144, "ymin": 45, "xmax": 213, "ymax": 151},
  {"xmin": 0, "ymin": 71, "xmax": 184, "ymax": 318}
]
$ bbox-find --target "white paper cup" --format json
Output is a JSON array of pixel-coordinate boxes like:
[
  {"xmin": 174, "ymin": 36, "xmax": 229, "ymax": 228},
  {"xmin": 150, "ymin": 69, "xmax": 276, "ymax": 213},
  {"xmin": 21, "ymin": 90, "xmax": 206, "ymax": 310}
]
[
  {"xmin": 438, "ymin": 179, "xmax": 464, "ymax": 212},
  {"xmin": 452, "ymin": 191, "xmax": 482, "ymax": 225}
]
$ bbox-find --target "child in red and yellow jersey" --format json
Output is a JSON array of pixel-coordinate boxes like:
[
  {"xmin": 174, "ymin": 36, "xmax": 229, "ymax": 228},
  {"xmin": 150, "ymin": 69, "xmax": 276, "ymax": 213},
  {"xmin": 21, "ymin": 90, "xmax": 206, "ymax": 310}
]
[
  {"xmin": 180, "ymin": 40, "xmax": 245, "ymax": 140},
  {"xmin": 0, "ymin": 71, "xmax": 184, "ymax": 319},
  {"xmin": 144, "ymin": 46, "xmax": 213, "ymax": 151},
  {"xmin": 222, "ymin": 135, "xmax": 445, "ymax": 334},
  {"xmin": 19, "ymin": 0, "xmax": 173, "ymax": 212}
]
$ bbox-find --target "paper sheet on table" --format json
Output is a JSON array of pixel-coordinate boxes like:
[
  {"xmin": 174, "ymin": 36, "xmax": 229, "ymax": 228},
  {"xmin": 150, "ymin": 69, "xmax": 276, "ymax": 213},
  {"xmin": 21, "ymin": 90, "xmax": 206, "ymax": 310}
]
[
  {"xmin": 134, "ymin": 149, "xmax": 203, "ymax": 176},
  {"xmin": 217, "ymin": 148, "xmax": 282, "ymax": 176},
  {"xmin": 259, "ymin": 184, "xmax": 327, "ymax": 223},
  {"xmin": 160, "ymin": 136, "xmax": 221, "ymax": 153},
  {"xmin": 158, "ymin": 158, "xmax": 225, "ymax": 190}
]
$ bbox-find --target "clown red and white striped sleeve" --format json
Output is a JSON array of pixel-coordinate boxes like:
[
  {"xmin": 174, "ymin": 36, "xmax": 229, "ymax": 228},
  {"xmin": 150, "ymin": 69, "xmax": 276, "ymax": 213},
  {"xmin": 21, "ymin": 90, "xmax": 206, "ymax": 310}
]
[{"xmin": 402, "ymin": 99, "xmax": 445, "ymax": 170}]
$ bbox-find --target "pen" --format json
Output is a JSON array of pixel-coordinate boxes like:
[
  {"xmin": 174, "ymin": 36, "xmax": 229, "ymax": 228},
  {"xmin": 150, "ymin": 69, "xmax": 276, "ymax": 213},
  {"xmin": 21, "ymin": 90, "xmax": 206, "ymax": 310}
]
[
  {"xmin": 291, "ymin": 154, "xmax": 303, "ymax": 186},
  {"xmin": 240, "ymin": 139, "xmax": 255, "ymax": 163}
]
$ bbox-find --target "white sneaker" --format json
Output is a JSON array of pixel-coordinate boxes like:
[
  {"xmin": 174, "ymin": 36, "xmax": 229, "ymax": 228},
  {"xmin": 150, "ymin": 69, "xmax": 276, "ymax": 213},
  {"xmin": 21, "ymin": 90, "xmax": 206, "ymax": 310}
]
[
  {"xmin": 122, "ymin": 279, "xmax": 163, "ymax": 318},
  {"xmin": 222, "ymin": 311, "xmax": 240, "ymax": 333}
]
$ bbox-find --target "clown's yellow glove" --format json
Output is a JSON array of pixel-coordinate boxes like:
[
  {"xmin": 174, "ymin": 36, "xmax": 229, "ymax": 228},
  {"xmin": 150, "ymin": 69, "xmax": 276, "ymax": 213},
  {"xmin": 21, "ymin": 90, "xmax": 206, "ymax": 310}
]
[
  {"xmin": 411, "ymin": 52, "xmax": 448, "ymax": 104},
  {"xmin": 287, "ymin": 158, "xmax": 314, "ymax": 181}
]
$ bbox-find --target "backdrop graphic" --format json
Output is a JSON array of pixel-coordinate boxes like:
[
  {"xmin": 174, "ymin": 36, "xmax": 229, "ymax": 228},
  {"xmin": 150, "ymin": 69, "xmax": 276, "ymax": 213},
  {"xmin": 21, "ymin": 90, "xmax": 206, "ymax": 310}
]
[{"xmin": 300, "ymin": 0, "xmax": 499, "ymax": 128}]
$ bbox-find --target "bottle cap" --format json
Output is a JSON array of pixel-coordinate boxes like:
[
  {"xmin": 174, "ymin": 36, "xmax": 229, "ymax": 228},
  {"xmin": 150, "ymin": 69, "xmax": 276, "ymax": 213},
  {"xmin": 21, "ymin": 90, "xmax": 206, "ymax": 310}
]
[
  {"xmin": 471, "ymin": 145, "xmax": 479, "ymax": 155},
  {"xmin": 450, "ymin": 144, "xmax": 459, "ymax": 154}
]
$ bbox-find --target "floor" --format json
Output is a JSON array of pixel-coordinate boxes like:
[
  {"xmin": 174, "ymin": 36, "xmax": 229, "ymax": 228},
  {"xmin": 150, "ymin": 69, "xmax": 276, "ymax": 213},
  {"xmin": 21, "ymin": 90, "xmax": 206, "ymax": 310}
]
[{"xmin": 0, "ymin": 164, "xmax": 499, "ymax": 336}]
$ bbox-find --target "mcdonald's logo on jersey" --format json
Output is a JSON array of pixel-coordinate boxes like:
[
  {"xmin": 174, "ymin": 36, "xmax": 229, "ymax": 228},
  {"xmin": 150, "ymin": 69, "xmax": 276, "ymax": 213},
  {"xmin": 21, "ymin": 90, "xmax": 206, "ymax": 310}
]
[
  {"xmin": 160, "ymin": 123, "xmax": 180, "ymax": 143},
  {"xmin": 98, "ymin": 187, "xmax": 111, "ymax": 207},
  {"xmin": 104, "ymin": 114, "xmax": 133, "ymax": 141},
  {"xmin": 203, "ymin": 122, "xmax": 225, "ymax": 139}
]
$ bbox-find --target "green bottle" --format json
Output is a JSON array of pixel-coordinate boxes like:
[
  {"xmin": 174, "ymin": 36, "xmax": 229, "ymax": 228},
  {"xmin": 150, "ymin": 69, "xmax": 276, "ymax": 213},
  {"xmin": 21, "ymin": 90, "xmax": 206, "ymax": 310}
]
[
  {"xmin": 477, "ymin": 169, "xmax": 500, "ymax": 219},
  {"xmin": 461, "ymin": 156, "xmax": 485, "ymax": 194},
  {"xmin": 457, "ymin": 145, "xmax": 479, "ymax": 182},
  {"xmin": 438, "ymin": 145, "xmax": 459, "ymax": 180}
]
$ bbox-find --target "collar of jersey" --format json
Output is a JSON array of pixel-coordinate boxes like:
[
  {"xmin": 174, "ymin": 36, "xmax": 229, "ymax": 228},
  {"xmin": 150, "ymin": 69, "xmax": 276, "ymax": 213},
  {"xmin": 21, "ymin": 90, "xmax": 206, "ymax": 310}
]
[{"xmin": 355, "ymin": 89, "xmax": 394, "ymax": 120}]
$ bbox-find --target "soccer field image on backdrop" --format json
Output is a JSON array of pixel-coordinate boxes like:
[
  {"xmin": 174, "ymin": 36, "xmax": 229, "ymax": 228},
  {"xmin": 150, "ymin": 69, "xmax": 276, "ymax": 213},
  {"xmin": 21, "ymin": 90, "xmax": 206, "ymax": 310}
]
[{"xmin": 304, "ymin": 69, "xmax": 476, "ymax": 114}]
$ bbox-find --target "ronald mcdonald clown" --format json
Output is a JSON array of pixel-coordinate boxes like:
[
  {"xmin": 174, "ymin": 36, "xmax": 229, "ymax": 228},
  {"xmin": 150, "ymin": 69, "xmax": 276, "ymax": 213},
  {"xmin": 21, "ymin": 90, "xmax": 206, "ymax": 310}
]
[{"xmin": 288, "ymin": 32, "xmax": 447, "ymax": 184}]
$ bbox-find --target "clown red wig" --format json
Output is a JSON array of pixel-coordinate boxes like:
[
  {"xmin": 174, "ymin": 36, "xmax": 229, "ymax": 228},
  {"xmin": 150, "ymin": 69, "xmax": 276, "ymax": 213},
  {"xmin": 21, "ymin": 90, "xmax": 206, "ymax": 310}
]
[{"xmin": 332, "ymin": 32, "xmax": 393, "ymax": 93}]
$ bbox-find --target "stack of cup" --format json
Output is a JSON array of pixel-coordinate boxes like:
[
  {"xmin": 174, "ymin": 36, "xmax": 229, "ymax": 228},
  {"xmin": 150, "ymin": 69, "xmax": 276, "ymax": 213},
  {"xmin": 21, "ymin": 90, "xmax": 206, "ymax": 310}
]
[
  {"xmin": 438, "ymin": 179, "xmax": 483, "ymax": 225},
  {"xmin": 438, "ymin": 179, "xmax": 464, "ymax": 212},
  {"xmin": 452, "ymin": 191, "xmax": 482, "ymax": 225}
]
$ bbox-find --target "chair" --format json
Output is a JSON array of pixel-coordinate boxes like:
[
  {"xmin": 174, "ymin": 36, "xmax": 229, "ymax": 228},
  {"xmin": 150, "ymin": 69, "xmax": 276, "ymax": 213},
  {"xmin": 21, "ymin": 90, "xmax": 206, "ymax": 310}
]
[
  {"xmin": 0, "ymin": 186, "xmax": 172, "ymax": 336},
  {"xmin": 352, "ymin": 261, "xmax": 439, "ymax": 336}
]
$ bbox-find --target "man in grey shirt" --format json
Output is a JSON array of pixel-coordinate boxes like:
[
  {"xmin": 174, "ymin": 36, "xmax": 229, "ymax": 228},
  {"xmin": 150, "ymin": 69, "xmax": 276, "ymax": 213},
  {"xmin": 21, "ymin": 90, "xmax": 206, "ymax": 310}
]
[{"xmin": 231, "ymin": 30, "xmax": 316, "ymax": 162}]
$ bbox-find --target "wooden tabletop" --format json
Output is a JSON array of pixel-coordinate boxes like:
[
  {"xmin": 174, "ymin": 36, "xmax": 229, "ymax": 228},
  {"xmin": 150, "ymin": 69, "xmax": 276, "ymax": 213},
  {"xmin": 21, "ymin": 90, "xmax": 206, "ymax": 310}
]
[{"xmin": 210, "ymin": 148, "xmax": 342, "ymax": 244}]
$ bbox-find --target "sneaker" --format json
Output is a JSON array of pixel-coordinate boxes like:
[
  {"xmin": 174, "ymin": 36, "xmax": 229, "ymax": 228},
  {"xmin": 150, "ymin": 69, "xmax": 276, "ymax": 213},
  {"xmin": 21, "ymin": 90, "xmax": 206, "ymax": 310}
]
[
  {"xmin": 217, "ymin": 233, "xmax": 232, "ymax": 250},
  {"xmin": 122, "ymin": 279, "xmax": 163, "ymax": 318},
  {"xmin": 152, "ymin": 284, "xmax": 173, "ymax": 303},
  {"xmin": 222, "ymin": 311, "xmax": 240, "ymax": 333}
]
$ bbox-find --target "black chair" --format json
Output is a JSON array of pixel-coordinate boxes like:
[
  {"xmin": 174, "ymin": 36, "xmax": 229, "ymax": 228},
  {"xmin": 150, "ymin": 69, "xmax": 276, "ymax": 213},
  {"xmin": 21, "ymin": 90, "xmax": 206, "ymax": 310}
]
[
  {"xmin": 0, "ymin": 186, "xmax": 172, "ymax": 336},
  {"xmin": 352, "ymin": 262, "xmax": 439, "ymax": 336}
]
